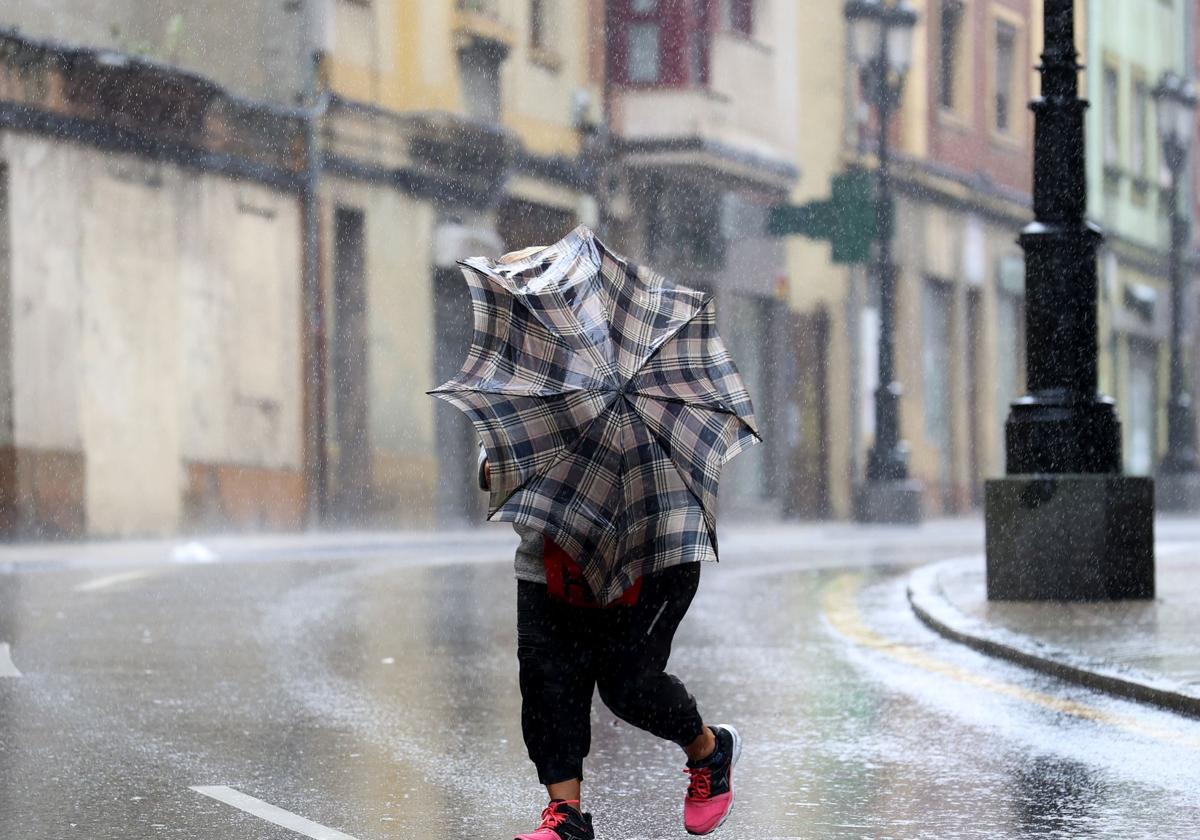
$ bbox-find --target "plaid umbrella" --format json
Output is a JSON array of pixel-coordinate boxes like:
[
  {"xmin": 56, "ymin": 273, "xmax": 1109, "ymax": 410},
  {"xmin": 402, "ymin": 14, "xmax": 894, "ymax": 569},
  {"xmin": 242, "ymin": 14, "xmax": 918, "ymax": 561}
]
[{"xmin": 428, "ymin": 224, "xmax": 761, "ymax": 605}]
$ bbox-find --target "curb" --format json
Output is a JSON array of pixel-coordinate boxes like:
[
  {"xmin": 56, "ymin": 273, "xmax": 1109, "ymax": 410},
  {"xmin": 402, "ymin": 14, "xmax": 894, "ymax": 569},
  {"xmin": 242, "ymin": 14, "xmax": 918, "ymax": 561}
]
[{"xmin": 907, "ymin": 558, "xmax": 1200, "ymax": 719}]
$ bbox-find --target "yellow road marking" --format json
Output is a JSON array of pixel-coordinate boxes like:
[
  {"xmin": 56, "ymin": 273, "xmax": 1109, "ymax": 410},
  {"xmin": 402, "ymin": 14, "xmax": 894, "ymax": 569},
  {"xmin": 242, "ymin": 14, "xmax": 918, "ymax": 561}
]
[{"xmin": 822, "ymin": 572, "xmax": 1200, "ymax": 750}]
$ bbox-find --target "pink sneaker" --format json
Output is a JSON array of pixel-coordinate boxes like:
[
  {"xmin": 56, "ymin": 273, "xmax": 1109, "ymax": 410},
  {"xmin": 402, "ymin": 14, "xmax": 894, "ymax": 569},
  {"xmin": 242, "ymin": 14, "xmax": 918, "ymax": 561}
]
[
  {"xmin": 683, "ymin": 724, "xmax": 742, "ymax": 835},
  {"xmin": 514, "ymin": 799, "xmax": 594, "ymax": 840}
]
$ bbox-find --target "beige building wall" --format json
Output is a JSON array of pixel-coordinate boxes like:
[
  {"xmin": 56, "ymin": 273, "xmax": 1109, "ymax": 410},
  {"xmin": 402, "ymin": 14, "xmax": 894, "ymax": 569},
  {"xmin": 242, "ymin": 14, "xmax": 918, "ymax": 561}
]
[
  {"xmin": 500, "ymin": 0, "xmax": 601, "ymax": 158},
  {"xmin": 784, "ymin": 0, "xmax": 855, "ymax": 517},
  {"xmin": 178, "ymin": 178, "xmax": 303, "ymax": 471},
  {"xmin": 79, "ymin": 160, "xmax": 183, "ymax": 535},
  {"xmin": 891, "ymin": 193, "xmax": 1026, "ymax": 513},
  {"xmin": 319, "ymin": 177, "xmax": 439, "ymax": 526},
  {"xmin": 1, "ymin": 134, "xmax": 304, "ymax": 536}
]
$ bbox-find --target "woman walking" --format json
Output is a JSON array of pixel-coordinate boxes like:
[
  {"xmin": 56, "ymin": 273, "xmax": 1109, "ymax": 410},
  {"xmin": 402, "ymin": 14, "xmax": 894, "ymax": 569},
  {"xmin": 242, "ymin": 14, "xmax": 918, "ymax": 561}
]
[
  {"xmin": 480, "ymin": 456, "xmax": 741, "ymax": 839},
  {"xmin": 430, "ymin": 224, "xmax": 759, "ymax": 839}
]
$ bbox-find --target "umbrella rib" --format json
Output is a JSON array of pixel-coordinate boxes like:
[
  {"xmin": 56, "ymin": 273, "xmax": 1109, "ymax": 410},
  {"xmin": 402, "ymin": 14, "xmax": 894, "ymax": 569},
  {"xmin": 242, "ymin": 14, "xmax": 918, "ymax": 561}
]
[
  {"xmin": 624, "ymin": 390, "xmax": 739, "ymax": 419},
  {"xmin": 453, "ymin": 260, "xmax": 617, "ymax": 392},
  {"xmin": 623, "ymin": 297, "xmax": 712, "ymax": 385},
  {"xmin": 624, "ymin": 391, "xmax": 761, "ymax": 442},
  {"xmin": 622, "ymin": 298, "xmax": 762, "ymax": 442},
  {"xmin": 598, "ymin": 400, "xmax": 633, "ymax": 567},
  {"xmin": 427, "ymin": 383, "xmax": 605, "ymax": 397},
  {"xmin": 626, "ymin": 403, "xmax": 719, "ymax": 554},
  {"xmin": 507, "ymin": 281, "xmax": 620, "ymax": 390},
  {"xmin": 485, "ymin": 390, "xmax": 623, "ymax": 517}
]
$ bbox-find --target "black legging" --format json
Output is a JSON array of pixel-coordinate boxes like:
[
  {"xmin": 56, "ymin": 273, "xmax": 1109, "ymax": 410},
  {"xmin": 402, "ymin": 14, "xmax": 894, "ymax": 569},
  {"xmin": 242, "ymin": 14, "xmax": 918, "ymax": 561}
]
[{"xmin": 516, "ymin": 561, "xmax": 705, "ymax": 785}]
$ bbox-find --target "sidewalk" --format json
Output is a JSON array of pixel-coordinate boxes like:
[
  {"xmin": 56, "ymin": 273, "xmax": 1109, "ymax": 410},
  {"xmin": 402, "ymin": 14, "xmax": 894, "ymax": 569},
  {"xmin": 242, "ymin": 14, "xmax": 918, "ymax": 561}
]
[
  {"xmin": 0, "ymin": 527, "xmax": 522, "ymax": 572},
  {"xmin": 908, "ymin": 516, "xmax": 1200, "ymax": 717}
]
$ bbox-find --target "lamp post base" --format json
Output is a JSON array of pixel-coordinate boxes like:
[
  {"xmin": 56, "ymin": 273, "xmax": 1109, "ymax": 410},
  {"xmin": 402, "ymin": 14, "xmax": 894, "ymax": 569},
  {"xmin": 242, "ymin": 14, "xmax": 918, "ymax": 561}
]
[
  {"xmin": 1155, "ymin": 471, "xmax": 1200, "ymax": 512},
  {"xmin": 985, "ymin": 474, "xmax": 1154, "ymax": 601},
  {"xmin": 854, "ymin": 479, "xmax": 923, "ymax": 524}
]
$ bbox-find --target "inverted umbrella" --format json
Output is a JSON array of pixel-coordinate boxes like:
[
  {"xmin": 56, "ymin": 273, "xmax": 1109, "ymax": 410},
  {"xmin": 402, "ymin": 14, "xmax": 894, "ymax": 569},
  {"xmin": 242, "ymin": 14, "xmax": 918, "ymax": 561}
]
[{"xmin": 428, "ymin": 224, "xmax": 760, "ymax": 605}]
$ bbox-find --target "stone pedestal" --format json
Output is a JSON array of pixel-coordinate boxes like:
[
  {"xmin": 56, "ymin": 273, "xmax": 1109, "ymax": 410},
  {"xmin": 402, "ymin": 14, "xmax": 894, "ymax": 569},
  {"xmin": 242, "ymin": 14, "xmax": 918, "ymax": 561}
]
[
  {"xmin": 1155, "ymin": 471, "xmax": 1200, "ymax": 512},
  {"xmin": 854, "ymin": 479, "xmax": 923, "ymax": 524},
  {"xmin": 985, "ymin": 474, "xmax": 1154, "ymax": 601}
]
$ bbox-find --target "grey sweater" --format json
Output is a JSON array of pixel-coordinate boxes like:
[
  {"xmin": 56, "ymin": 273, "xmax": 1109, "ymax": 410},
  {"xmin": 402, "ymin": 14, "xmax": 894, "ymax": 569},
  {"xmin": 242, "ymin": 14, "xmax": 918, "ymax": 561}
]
[
  {"xmin": 478, "ymin": 442, "xmax": 546, "ymax": 583},
  {"xmin": 512, "ymin": 522, "xmax": 547, "ymax": 583}
]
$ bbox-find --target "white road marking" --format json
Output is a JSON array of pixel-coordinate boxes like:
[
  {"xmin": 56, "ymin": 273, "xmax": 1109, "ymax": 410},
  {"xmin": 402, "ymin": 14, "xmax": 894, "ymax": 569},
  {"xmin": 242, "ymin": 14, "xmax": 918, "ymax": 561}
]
[
  {"xmin": 0, "ymin": 642, "xmax": 21, "ymax": 677},
  {"xmin": 191, "ymin": 786, "xmax": 361, "ymax": 840},
  {"xmin": 171, "ymin": 541, "xmax": 218, "ymax": 564},
  {"xmin": 74, "ymin": 569, "xmax": 153, "ymax": 592}
]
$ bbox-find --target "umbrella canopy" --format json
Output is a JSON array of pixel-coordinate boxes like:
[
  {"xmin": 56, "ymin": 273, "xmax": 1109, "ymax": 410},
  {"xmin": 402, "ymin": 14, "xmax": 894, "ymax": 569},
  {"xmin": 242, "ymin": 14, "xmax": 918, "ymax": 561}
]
[{"xmin": 428, "ymin": 224, "xmax": 761, "ymax": 604}]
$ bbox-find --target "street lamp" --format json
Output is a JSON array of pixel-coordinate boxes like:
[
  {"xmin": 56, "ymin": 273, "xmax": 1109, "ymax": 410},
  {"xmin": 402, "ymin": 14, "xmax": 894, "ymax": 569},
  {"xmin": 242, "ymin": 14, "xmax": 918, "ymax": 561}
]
[
  {"xmin": 1152, "ymin": 72, "xmax": 1200, "ymax": 507},
  {"xmin": 984, "ymin": 0, "xmax": 1153, "ymax": 601},
  {"xmin": 845, "ymin": 0, "xmax": 923, "ymax": 523}
]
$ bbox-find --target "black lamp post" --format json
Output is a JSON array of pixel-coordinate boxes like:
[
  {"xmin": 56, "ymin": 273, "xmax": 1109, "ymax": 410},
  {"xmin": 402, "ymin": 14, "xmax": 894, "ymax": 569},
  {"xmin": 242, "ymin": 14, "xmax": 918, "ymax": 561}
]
[
  {"xmin": 1152, "ymin": 72, "xmax": 1200, "ymax": 509},
  {"xmin": 845, "ymin": 0, "xmax": 923, "ymax": 523},
  {"xmin": 984, "ymin": 0, "xmax": 1154, "ymax": 601}
]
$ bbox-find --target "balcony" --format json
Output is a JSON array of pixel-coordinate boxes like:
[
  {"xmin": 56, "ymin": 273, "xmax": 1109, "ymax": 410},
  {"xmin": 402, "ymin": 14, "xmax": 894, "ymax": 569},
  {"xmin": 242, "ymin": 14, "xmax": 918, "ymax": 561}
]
[
  {"xmin": 611, "ymin": 32, "xmax": 795, "ymax": 189},
  {"xmin": 452, "ymin": 0, "xmax": 515, "ymax": 55}
]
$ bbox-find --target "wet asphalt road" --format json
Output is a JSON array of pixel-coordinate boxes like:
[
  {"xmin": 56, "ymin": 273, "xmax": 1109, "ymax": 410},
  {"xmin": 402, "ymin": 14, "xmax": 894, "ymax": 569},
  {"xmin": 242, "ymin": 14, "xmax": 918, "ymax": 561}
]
[{"xmin": 2, "ymin": 521, "xmax": 1199, "ymax": 839}]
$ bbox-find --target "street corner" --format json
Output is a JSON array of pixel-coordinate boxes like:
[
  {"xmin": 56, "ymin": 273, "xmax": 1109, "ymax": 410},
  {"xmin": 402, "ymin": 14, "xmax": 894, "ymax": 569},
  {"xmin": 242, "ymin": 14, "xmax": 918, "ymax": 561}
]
[{"xmin": 906, "ymin": 556, "xmax": 1200, "ymax": 718}]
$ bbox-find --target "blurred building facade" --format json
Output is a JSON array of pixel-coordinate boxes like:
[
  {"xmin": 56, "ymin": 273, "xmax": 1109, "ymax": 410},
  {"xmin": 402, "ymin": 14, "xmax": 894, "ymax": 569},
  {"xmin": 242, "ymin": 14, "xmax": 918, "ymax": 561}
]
[
  {"xmin": 0, "ymin": 1, "xmax": 815, "ymax": 537},
  {"xmin": 303, "ymin": 0, "xmax": 609, "ymax": 528},
  {"xmin": 889, "ymin": 0, "xmax": 1038, "ymax": 515},
  {"xmin": 783, "ymin": 0, "xmax": 1040, "ymax": 517},
  {"xmin": 784, "ymin": 0, "xmax": 1198, "ymax": 518},
  {"xmin": 1086, "ymin": 0, "xmax": 1193, "ymax": 478},
  {"xmin": 780, "ymin": 0, "xmax": 856, "ymax": 519},
  {"xmin": 1, "ymin": 1, "xmax": 1198, "ymax": 537},
  {"xmin": 1194, "ymin": 0, "xmax": 1200, "ymax": 437},
  {"xmin": 1, "ymin": 0, "xmax": 311, "ymax": 105},
  {"xmin": 600, "ymin": 0, "xmax": 802, "ymax": 520},
  {"xmin": 0, "ymin": 1, "xmax": 608, "ymax": 535},
  {"xmin": 0, "ymin": 31, "xmax": 308, "ymax": 538}
]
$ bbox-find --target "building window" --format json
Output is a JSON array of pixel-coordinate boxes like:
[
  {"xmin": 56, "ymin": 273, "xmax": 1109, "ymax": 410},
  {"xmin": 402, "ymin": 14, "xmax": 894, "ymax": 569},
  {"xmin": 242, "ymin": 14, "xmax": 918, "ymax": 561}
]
[
  {"xmin": 687, "ymin": 28, "xmax": 704, "ymax": 84},
  {"xmin": 646, "ymin": 179, "xmax": 726, "ymax": 269},
  {"xmin": 529, "ymin": 0, "xmax": 562, "ymax": 68},
  {"xmin": 530, "ymin": 0, "xmax": 547, "ymax": 51},
  {"xmin": 1103, "ymin": 64, "xmax": 1120, "ymax": 167},
  {"xmin": 1132, "ymin": 75, "xmax": 1149, "ymax": 179},
  {"xmin": 459, "ymin": 0, "xmax": 500, "ymax": 15},
  {"xmin": 994, "ymin": 19, "xmax": 1017, "ymax": 134},
  {"xmin": 939, "ymin": 0, "xmax": 965, "ymax": 111},
  {"xmin": 332, "ymin": 207, "xmax": 371, "ymax": 517},
  {"xmin": 458, "ymin": 40, "xmax": 504, "ymax": 121},
  {"xmin": 718, "ymin": 0, "xmax": 753, "ymax": 35},
  {"xmin": 1127, "ymin": 338, "xmax": 1158, "ymax": 476},
  {"xmin": 688, "ymin": 0, "xmax": 711, "ymax": 84},
  {"xmin": 614, "ymin": 0, "xmax": 717, "ymax": 87},
  {"xmin": 922, "ymin": 278, "xmax": 953, "ymax": 447},
  {"xmin": 628, "ymin": 22, "xmax": 661, "ymax": 82}
]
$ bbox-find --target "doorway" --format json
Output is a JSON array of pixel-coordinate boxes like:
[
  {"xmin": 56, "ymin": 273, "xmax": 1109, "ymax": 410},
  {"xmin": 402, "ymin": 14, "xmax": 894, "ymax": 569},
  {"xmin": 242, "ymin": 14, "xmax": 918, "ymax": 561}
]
[
  {"xmin": 331, "ymin": 207, "xmax": 371, "ymax": 523},
  {"xmin": 432, "ymin": 265, "xmax": 481, "ymax": 526}
]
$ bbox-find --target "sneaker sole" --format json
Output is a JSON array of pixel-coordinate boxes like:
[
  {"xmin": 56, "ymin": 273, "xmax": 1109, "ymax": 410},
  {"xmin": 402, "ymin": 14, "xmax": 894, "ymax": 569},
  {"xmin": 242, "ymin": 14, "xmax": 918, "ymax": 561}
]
[{"xmin": 685, "ymin": 723, "xmax": 742, "ymax": 836}]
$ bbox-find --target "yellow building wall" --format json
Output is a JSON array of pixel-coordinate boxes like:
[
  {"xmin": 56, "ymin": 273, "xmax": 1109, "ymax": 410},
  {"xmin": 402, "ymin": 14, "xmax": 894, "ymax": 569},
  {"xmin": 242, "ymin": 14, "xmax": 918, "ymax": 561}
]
[
  {"xmin": 327, "ymin": 0, "xmax": 597, "ymax": 159},
  {"xmin": 783, "ymin": 0, "xmax": 856, "ymax": 517}
]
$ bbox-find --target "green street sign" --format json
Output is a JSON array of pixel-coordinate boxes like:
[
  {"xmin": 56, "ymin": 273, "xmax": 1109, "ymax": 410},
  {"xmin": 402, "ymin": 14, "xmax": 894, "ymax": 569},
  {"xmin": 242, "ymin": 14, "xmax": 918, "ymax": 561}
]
[{"xmin": 766, "ymin": 169, "xmax": 890, "ymax": 265}]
